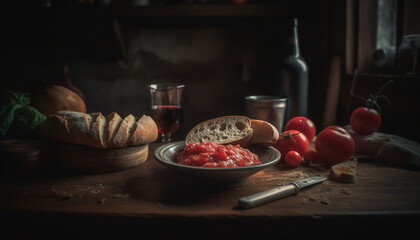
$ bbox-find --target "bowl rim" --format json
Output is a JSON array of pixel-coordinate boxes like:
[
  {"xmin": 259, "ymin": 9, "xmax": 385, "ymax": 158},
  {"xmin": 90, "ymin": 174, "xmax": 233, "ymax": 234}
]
[{"xmin": 154, "ymin": 141, "xmax": 280, "ymax": 171}]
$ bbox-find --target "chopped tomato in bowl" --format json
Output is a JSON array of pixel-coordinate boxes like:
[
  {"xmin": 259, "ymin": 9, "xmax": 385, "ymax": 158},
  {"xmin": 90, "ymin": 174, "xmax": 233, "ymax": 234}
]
[
  {"xmin": 175, "ymin": 142, "xmax": 261, "ymax": 168},
  {"xmin": 154, "ymin": 141, "xmax": 280, "ymax": 188}
]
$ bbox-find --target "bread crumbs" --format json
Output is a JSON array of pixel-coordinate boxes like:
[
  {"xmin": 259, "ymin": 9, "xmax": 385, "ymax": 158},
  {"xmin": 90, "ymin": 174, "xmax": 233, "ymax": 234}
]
[{"xmin": 320, "ymin": 198, "xmax": 329, "ymax": 205}]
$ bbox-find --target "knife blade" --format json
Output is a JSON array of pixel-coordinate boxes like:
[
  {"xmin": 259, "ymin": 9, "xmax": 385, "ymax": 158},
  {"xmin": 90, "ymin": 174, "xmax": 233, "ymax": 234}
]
[{"xmin": 237, "ymin": 176, "xmax": 327, "ymax": 209}]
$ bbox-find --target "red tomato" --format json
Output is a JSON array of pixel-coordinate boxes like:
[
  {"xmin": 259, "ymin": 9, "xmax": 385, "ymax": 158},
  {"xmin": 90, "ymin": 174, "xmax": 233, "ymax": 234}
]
[
  {"xmin": 284, "ymin": 116, "xmax": 316, "ymax": 142},
  {"xmin": 274, "ymin": 130, "xmax": 309, "ymax": 161},
  {"xmin": 285, "ymin": 151, "xmax": 302, "ymax": 167},
  {"xmin": 315, "ymin": 126, "xmax": 355, "ymax": 164},
  {"xmin": 303, "ymin": 149, "xmax": 319, "ymax": 164},
  {"xmin": 350, "ymin": 107, "xmax": 381, "ymax": 135}
]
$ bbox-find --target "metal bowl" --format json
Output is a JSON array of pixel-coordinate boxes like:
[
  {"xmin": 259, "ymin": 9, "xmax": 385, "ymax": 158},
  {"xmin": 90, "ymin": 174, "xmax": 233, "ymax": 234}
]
[{"xmin": 154, "ymin": 141, "xmax": 281, "ymax": 188}]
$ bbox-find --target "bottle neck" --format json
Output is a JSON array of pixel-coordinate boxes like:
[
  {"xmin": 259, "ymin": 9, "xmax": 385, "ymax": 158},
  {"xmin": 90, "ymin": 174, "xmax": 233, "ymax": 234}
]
[{"xmin": 284, "ymin": 25, "xmax": 300, "ymax": 57}]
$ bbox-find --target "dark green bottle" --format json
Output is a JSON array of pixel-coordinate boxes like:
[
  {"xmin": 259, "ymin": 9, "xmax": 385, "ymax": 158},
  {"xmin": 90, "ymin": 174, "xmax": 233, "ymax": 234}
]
[{"xmin": 278, "ymin": 18, "xmax": 308, "ymax": 123}]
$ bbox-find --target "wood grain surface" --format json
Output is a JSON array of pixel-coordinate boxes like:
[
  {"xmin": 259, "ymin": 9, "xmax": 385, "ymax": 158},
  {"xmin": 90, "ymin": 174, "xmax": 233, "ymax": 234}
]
[
  {"xmin": 1, "ymin": 143, "xmax": 419, "ymax": 238},
  {"xmin": 56, "ymin": 142, "xmax": 149, "ymax": 173}
]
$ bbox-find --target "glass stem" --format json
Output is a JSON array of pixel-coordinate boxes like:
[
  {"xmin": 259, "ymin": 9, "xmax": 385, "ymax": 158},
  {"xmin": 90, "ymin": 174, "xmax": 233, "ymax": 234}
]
[{"xmin": 162, "ymin": 134, "xmax": 171, "ymax": 143}]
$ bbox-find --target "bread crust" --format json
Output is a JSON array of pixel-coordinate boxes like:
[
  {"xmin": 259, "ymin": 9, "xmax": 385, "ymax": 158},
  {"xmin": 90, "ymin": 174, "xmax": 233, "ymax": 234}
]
[
  {"xmin": 89, "ymin": 112, "xmax": 107, "ymax": 148},
  {"xmin": 185, "ymin": 116, "xmax": 280, "ymax": 147},
  {"xmin": 40, "ymin": 111, "xmax": 158, "ymax": 148},
  {"xmin": 40, "ymin": 114, "xmax": 71, "ymax": 144},
  {"xmin": 109, "ymin": 114, "xmax": 136, "ymax": 148},
  {"xmin": 107, "ymin": 112, "xmax": 123, "ymax": 143},
  {"xmin": 59, "ymin": 111, "xmax": 92, "ymax": 147},
  {"xmin": 128, "ymin": 115, "xmax": 158, "ymax": 146},
  {"xmin": 249, "ymin": 119, "xmax": 279, "ymax": 144}
]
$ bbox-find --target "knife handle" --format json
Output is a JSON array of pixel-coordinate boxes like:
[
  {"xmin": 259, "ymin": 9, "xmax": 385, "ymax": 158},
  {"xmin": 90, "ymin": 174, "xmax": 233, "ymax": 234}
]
[{"xmin": 238, "ymin": 184, "xmax": 298, "ymax": 209}]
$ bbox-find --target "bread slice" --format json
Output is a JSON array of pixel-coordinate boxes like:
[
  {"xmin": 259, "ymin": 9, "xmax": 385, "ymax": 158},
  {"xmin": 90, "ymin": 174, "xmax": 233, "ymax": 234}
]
[
  {"xmin": 109, "ymin": 114, "xmax": 136, "ymax": 148},
  {"xmin": 89, "ymin": 112, "xmax": 107, "ymax": 148},
  {"xmin": 329, "ymin": 158, "xmax": 358, "ymax": 183},
  {"xmin": 249, "ymin": 119, "xmax": 279, "ymax": 144},
  {"xmin": 185, "ymin": 116, "xmax": 253, "ymax": 147},
  {"xmin": 107, "ymin": 112, "xmax": 123, "ymax": 143},
  {"xmin": 128, "ymin": 115, "xmax": 158, "ymax": 146}
]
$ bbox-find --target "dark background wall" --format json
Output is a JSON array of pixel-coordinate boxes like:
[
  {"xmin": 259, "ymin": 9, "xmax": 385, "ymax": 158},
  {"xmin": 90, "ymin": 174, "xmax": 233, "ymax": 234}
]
[{"xmin": 0, "ymin": 1, "xmax": 351, "ymax": 141}]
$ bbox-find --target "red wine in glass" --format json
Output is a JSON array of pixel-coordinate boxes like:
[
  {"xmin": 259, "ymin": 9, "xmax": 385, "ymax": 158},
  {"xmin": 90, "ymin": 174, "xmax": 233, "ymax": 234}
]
[{"xmin": 150, "ymin": 105, "xmax": 183, "ymax": 135}]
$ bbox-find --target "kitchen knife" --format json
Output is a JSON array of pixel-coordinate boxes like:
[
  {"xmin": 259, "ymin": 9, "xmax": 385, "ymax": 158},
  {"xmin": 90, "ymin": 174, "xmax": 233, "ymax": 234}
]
[{"xmin": 238, "ymin": 176, "xmax": 327, "ymax": 209}]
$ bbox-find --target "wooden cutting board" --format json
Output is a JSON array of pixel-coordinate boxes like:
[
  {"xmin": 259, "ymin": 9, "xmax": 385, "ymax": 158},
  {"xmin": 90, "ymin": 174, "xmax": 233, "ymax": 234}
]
[
  {"xmin": 56, "ymin": 143, "xmax": 149, "ymax": 173},
  {"xmin": 0, "ymin": 139, "xmax": 48, "ymax": 173}
]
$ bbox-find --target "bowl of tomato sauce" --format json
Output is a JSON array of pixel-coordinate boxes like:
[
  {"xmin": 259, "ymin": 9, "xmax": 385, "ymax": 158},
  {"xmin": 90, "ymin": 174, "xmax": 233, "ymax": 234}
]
[{"xmin": 154, "ymin": 141, "xmax": 280, "ymax": 188}]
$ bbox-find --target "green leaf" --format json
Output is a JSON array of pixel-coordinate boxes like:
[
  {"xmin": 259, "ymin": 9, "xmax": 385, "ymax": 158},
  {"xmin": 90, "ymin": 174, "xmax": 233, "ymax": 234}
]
[
  {"xmin": 0, "ymin": 104, "xmax": 20, "ymax": 136},
  {"xmin": 16, "ymin": 106, "xmax": 46, "ymax": 129},
  {"xmin": 0, "ymin": 90, "xmax": 45, "ymax": 137}
]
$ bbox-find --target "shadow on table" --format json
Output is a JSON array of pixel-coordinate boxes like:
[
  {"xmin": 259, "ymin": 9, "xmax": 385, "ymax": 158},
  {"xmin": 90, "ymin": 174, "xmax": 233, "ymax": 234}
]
[{"xmin": 123, "ymin": 166, "xmax": 229, "ymax": 205}]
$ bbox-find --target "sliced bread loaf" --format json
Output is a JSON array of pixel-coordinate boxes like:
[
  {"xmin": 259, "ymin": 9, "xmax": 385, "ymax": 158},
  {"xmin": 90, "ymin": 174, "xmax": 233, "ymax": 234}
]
[
  {"xmin": 185, "ymin": 116, "xmax": 253, "ymax": 147},
  {"xmin": 40, "ymin": 111, "xmax": 158, "ymax": 148}
]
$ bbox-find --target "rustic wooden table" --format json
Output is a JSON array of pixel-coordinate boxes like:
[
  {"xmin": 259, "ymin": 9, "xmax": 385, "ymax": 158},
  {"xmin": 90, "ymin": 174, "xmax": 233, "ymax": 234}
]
[{"xmin": 1, "ymin": 143, "xmax": 420, "ymax": 239}]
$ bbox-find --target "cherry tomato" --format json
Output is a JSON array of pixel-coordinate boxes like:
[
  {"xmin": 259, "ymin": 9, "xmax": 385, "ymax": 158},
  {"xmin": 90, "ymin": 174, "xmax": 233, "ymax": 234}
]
[
  {"xmin": 350, "ymin": 107, "xmax": 381, "ymax": 135},
  {"xmin": 285, "ymin": 151, "xmax": 302, "ymax": 167},
  {"xmin": 303, "ymin": 149, "xmax": 318, "ymax": 164},
  {"xmin": 315, "ymin": 125, "xmax": 355, "ymax": 164},
  {"xmin": 284, "ymin": 116, "xmax": 316, "ymax": 142},
  {"xmin": 275, "ymin": 130, "xmax": 309, "ymax": 161}
]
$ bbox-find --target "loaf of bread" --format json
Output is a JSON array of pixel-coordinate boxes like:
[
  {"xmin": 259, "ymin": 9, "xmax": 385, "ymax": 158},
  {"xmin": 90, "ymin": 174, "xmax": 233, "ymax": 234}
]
[
  {"xmin": 40, "ymin": 111, "xmax": 158, "ymax": 148},
  {"xmin": 185, "ymin": 116, "xmax": 279, "ymax": 147}
]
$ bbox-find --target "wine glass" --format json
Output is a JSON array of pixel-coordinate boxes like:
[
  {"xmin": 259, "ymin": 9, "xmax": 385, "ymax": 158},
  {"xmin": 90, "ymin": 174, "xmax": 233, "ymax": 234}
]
[{"xmin": 148, "ymin": 83, "xmax": 185, "ymax": 143}]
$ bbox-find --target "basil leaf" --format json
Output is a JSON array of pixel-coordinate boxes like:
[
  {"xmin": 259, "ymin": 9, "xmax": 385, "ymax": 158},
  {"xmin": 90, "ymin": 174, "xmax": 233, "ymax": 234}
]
[{"xmin": 0, "ymin": 104, "xmax": 20, "ymax": 136}]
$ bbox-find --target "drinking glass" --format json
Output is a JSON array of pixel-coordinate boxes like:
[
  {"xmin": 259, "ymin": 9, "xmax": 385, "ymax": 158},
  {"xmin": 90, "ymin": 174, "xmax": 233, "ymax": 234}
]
[{"xmin": 148, "ymin": 83, "xmax": 185, "ymax": 143}]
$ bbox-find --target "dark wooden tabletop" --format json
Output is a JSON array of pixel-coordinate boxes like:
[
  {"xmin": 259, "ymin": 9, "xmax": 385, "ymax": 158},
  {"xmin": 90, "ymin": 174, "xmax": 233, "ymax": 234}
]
[{"xmin": 1, "ymin": 142, "xmax": 420, "ymax": 239}]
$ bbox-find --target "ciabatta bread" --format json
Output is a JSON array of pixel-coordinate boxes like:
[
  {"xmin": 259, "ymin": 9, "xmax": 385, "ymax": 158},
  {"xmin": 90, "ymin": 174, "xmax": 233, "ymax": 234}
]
[
  {"xmin": 249, "ymin": 119, "xmax": 279, "ymax": 144},
  {"xmin": 185, "ymin": 116, "xmax": 253, "ymax": 147},
  {"xmin": 40, "ymin": 111, "xmax": 158, "ymax": 148},
  {"xmin": 185, "ymin": 116, "xmax": 280, "ymax": 147}
]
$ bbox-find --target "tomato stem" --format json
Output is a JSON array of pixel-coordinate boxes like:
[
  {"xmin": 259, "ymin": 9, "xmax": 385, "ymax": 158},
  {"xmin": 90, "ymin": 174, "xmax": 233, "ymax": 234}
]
[
  {"xmin": 375, "ymin": 79, "xmax": 394, "ymax": 97},
  {"xmin": 366, "ymin": 79, "xmax": 393, "ymax": 109},
  {"xmin": 280, "ymin": 131, "xmax": 303, "ymax": 144},
  {"xmin": 287, "ymin": 132, "xmax": 297, "ymax": 144}
]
